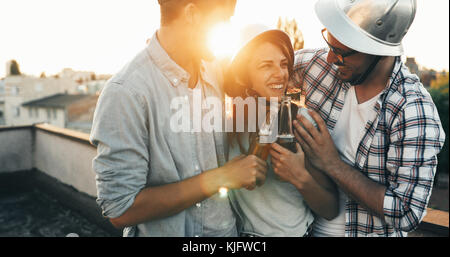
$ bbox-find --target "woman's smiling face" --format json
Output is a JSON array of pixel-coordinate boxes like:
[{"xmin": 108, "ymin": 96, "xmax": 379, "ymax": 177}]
[{"xmin": 247, "ymin": 41, "xmax": 290, "ymax": 100}]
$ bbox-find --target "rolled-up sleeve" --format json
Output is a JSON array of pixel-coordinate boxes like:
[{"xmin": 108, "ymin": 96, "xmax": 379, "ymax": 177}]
[
  {"xmin": 90, "ymin": 81, "xmax": 149, "ymax": 219},
  {"xmin": 384, "ymin": 97, "xmax": 445, "ymax": 232}
]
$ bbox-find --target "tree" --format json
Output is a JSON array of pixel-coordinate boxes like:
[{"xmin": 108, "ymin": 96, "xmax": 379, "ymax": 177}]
[
  {"xmin": 277, "ymin": 17, "xmax": 304, "ymax": 51},
  {"xmin": 9, "ymin": 60, "xmax": 21, "ymax": 76},
  {"xmin": 431, "ymin": 72, "xmax": 449, "ymax": 93}
]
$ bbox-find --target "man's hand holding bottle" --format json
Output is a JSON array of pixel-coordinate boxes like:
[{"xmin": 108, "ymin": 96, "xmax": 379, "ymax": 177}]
[{"xmin": 217, "ymin": 155, "xmax": 268, "ymax": 191}]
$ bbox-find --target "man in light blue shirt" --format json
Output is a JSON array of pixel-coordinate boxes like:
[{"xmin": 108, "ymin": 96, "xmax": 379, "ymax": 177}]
[{"xmin": 90, "ymin": 0, "xmax": 268, "ymax": 237}]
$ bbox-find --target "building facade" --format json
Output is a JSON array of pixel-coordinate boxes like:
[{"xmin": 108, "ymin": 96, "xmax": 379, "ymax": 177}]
[
  {"xmin": 0, "ymin": 79, "xmax": 5, "ymax": 125},
  {"xmin": 3, "ymin": 75, "xmax": 79, "ymax": 126},
  {"xmin": 21, "ymin": 93, "xmax": 99, "ymax": 133}
]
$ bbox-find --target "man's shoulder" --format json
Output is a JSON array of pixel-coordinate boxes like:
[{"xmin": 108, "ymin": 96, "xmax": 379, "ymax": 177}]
[
  {"xmin": 291, "ymin": 48, "xmax": 338, "ymax": 102},
  {"xmin": 387, "ymin": 64, "xmax": 435, "ymax": 110},
  {"xmin": 384, "ymin": 64, "xmax": 440, "ymax": 127},
  {"xmin": 98, "ymin": 49, "xmax": 154, "ymax": 108},
  {"xmin": 398, "ymin": 65, "xmax": 430, "ymax": 99},
  {"xmin": 107, "ymin": 47, "xmax": 159, "ymax": 93},
  {"xmin": 293, "ymin": 48, "xmax": 329, "ymax": 71}
]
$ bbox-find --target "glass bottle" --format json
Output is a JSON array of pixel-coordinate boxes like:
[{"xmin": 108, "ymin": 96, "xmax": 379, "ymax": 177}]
[
  {"xmin": 277, "ymin": 96, "xmax": 297, "ymax": 153},
  {"xmin": 247, "ymin": 108, "xmax": 278, "ymax": 161}
]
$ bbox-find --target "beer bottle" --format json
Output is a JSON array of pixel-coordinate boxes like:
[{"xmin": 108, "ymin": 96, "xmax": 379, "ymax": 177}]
[{"xmin": 277, "ymin": 96, "xmax": 296, "ymax": 153}]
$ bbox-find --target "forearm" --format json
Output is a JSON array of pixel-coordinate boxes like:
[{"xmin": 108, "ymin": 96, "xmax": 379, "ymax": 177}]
[
  {"xmin": 110, "ymin": 168, "xmax": 224, "ymax": 229},
  {"xmin": 294, "ymin": 173, "xmax": 339, "ymax": 220},
  {"xmin": 326, "ymin": 160, "xmax": 387, "ymax": 220}
]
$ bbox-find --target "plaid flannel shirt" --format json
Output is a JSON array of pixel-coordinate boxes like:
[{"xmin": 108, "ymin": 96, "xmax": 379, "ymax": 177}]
[{"xmin": 291, "ymin": 48, "xmax": 446, "ymax": 237}]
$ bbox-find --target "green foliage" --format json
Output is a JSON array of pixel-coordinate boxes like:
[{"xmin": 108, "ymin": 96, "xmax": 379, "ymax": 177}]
[{"xmin": 429, "ymin": 73, "xmax": 449, "ymax": 175}]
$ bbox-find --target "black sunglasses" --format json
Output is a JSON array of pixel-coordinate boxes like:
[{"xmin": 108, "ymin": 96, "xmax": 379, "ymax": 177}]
[{"xmin": 321, "ymin": 28, "xmax": 358, "ymax": 64}]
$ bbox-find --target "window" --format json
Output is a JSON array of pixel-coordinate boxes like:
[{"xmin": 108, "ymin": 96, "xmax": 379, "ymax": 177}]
[
  {"xmin": 46, "ymin": 109, "xmax": 51, "ymax": 120},
  {"xmin": 29, "ymin": 108, "xmax": 33, "ymax": 118},
  {"xmin": 15, "ymin": 107, "xmax": 20, "ymax": 117},
  {"xmin": 11, "ymin": 86, "xmax": 19, "ymax": 96},
  {"xmin": 52, "ymin": 109, "xmax": 57, "ymax": 119},
  {"xmin": 34, "ymin": 108, "xmax": 39, "ymax": 118}
]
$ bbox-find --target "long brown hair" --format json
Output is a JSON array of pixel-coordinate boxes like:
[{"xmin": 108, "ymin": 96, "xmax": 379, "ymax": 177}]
[{"xmin": 224, "ymin": 35, "xmax": 294, "ymax": 153}]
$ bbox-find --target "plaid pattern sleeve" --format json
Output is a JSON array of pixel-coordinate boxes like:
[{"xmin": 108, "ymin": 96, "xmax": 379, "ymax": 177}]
[
  {"xmin": 291, "ymin": 48, "xmax": 446, "ymax": 236},
  {"xmin": 383, "ymin": 84, "xmax": 446, "ymax": 232}
]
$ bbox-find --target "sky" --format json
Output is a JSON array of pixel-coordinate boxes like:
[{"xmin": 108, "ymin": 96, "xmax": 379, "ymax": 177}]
[{"xmin": 0, "ymin": 0, "xmax": 448, "ymax": 78}]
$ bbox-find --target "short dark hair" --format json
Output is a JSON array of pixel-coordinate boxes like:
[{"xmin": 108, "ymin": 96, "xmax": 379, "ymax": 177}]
[{"xmin": 159, "ymin": 0, "xmax": 233, "ymax": 26}]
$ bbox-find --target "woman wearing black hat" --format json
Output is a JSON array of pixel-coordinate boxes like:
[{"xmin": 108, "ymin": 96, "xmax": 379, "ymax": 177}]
[{"xmin": 224, "ymin": 24, "xmax": 339, "ymax": 237}]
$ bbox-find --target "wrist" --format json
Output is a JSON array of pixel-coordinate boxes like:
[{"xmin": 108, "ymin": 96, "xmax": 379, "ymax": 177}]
[
  {"xmin": 324, "ymin": 158, "xmax": 343, "ymax": 175},
  {"xmin": 293, "ymin": 168, "xmax": 312, "ymax": 192},
  {"xmin": 203, "ymin": 167, "xmax": 225, "ymax": 195}
]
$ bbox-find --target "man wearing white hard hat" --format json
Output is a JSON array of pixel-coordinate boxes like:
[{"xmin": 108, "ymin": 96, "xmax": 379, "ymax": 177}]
[{"xmin": 292, "ymin": 0, "xmax": 445, "ymax": 237}]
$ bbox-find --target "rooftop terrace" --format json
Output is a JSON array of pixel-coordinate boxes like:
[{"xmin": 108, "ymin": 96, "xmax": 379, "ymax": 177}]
[{"xmin": 0, "ymin": 124, "xmax": 448, "ymax": 237}]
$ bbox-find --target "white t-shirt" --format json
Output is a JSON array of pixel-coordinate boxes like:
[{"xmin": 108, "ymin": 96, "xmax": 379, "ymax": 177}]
[
  {"xmin": 312, "ymin": 86, "xmax": 382, "ymax": 237},
  {"xmin": 228, "ymin": 132, "xmax": 315, "ymax": 237}
]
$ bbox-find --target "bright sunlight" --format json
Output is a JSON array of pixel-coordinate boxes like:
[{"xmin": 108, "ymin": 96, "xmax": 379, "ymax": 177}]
[{"xmin": 207, "ymin": 22, "xmax": 241, "ymax": 59}]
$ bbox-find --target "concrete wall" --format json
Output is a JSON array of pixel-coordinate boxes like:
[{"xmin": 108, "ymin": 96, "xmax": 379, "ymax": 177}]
[
  {"xmin": 0, "ymin": 125, "xmax": 97, "ymax": 197},
  {"xmin": 0, "ymin": 127, "xmax": 33, "ymax": 173},
  {"xmin": 34, "ymin": 127, "xmax": 97, "ymax": 197},
  {"xmin": 0, "ymin": 125, "xmax": 120, "ymax": 235}
]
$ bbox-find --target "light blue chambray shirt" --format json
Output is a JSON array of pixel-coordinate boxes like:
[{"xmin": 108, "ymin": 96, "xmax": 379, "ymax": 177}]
[{"xmin": 90, "ymin": 32, "xmax": 237, "ymax": 237}]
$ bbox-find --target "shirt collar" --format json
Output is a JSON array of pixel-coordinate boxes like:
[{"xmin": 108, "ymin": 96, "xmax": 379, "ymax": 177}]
[
  {"xmin": 376, "ymin": 56, "xmax": 404, "ymax": 103},
  {"xmin": 386, "ymin": 56, "xmax": 403, "ymax": 91},
  {"xmin": 147, "ymin": 32, "xmax": 190, "ymax": 88},
  {"xmin": 146, "ymin": 32, "xmax": 222, "ymax": 92},
  {"xmin": 199, "ymin": 59, "xmax": 223, "ymax": 96}
]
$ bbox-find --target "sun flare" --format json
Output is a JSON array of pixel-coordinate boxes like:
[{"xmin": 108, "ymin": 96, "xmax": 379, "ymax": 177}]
[{"xmin": 207, "ymin": 22, "xmax": 240, "ymax": 59}]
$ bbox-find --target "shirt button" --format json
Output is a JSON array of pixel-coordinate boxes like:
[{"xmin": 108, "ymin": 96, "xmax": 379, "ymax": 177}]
[
  {"xmin": 195, "ymin": 165, "xmax": 200, "ymax": 171},
  {"xmin": 196, "ymin": 203, "xmax": 201, "ymax": 208},
  {"xmin": 173, "ymin": 78, "xmax": 178, "ymax": 84}
]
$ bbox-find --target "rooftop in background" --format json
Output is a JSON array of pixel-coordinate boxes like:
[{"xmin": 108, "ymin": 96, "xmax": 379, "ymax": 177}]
[
  {"xmin": 0, "ymin": 183, "xmax": 113, "ymax": 237},
  {"xmin": 22, "ymin": 93, "xmax": 92, "ymax": 108}
]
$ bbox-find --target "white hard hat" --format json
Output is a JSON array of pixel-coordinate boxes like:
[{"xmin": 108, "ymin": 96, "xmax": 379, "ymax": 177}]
[
  {"xmin": 315, "ymin": 0, "xmax": 417, "ymax": 56},
  {"xmin": 230, "ymin": 24, "xmax": 294, "ymax": 66}
]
